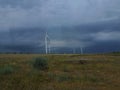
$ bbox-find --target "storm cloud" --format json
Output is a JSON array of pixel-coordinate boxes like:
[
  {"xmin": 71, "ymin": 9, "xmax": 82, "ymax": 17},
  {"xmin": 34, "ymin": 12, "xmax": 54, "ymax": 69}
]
[
  {"xmin": 0, "ymin": 0, "xmax": 120, "ymax": 53},
  {"xmin": 0, "ymin": 0, "xmax": 120, "ymax": 29}
]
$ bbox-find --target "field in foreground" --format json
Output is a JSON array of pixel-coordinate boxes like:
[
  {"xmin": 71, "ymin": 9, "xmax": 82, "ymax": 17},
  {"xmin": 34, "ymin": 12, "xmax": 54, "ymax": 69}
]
[{"xmin": 0, "ymin": 54, "xmax": 120, "ymax": 90}]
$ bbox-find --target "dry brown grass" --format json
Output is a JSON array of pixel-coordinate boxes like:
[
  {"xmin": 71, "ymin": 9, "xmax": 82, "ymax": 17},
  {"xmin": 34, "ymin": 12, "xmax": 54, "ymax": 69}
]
[{"xmin": 0, "ymin": 54, "xmax": 120, "ymax": 90}]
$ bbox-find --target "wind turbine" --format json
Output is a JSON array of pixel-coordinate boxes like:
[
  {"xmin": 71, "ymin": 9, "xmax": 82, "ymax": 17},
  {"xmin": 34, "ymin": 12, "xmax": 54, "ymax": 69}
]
[
  {"xmin": 47, "ymin": 34, "xmax": 51, "ymax": 54},
  {"xmin": 45, "ymin": 32, "xmax": 51, "ymax": 54},
  {"xmin": 80, "ymin": 47, "xmax": 83, "ymax": 55},
  {"xmin": 73, "ymin": 48, "xmax": 76, "ymax": 54},
  {"xmin": 9, "ymin": 29, "xmax": 15, "ymax": 46}
]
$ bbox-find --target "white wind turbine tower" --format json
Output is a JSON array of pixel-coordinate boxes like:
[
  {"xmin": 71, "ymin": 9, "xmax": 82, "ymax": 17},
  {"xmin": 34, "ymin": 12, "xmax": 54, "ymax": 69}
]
[
  {"xmin": 80, "ymin": 47, "xmax": 83, "ymax": 54},
  {"xmin": 45, "ymin": 32, "xmax": 51, "ymax": 54},
  {"xmin": 48, "ymin": 37, "xmax": 51, "ymax": 54},
  {"xmin": 73, "ymin": 48, "xmax": 76, "ymax": 54}
]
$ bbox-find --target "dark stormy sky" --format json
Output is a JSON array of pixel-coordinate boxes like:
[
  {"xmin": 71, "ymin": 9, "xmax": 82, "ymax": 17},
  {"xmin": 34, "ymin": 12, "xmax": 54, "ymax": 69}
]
[{"xmin": 0, "ymin": 0, "xmax": 120, "ymax": 53}]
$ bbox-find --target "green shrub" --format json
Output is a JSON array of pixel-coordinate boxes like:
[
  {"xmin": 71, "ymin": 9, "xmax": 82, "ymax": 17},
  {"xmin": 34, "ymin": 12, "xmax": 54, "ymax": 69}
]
[
  {"xmin": 33, "ymin": 57, "xmax": 49, "ymax": 70},
  {"xmin": 0, "ymin": 66, "xmax": 14, "ymax": 75}
]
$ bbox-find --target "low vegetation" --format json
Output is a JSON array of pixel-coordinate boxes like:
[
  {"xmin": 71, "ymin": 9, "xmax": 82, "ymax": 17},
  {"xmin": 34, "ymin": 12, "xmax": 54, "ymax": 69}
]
[
  {"xmin": 0, "ymin": 54, "xmax": 120, "ymax": 90},
  {"xmin": 0, "ymin": 65, "xmax": 15, "ymax": 75},
  {"xmin": 32, "ymin": 57, "xmax": 49, "ymax": 70}
]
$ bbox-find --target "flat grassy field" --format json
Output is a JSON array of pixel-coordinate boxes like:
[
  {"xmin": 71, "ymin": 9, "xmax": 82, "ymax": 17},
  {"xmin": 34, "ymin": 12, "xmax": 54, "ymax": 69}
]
[{"xmin": 0, "ymin": 54, "xmax": 120, "ymax": 90}]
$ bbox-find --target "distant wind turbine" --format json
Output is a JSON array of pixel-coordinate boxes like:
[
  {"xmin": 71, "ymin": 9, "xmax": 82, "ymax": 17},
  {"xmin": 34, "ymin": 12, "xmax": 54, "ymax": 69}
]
[
  {"xmin": 45, "ymin": 32, "xmax": 51, "ymax": 54},
  {"xmin": 73, "ymin": 48, "xmax": 76, "ymax": 54},
  {"xmin": 9, "ymin": 29, "xmax": 16, "ymax": 46},
  {"xmin": 81, "ymin": 47, "xmax": 83, "ymax": 54}
]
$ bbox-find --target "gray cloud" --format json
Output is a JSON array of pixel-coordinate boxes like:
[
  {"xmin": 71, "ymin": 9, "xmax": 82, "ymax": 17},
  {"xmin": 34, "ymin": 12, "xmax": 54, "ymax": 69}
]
[
  {"xmin": 0, "ymin": 0, "xmax": 120, "ymax": 30},
  {"xmin": 91, "ymin": 31, "xmax": 120, "ymax": 41},
  {"xmin": 0, "ymin": 0, "xmax": 120, "ymax": 53},
  {"xmin": 0, "ymin": 0, "xmax": 43, "ymax": 8}
]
